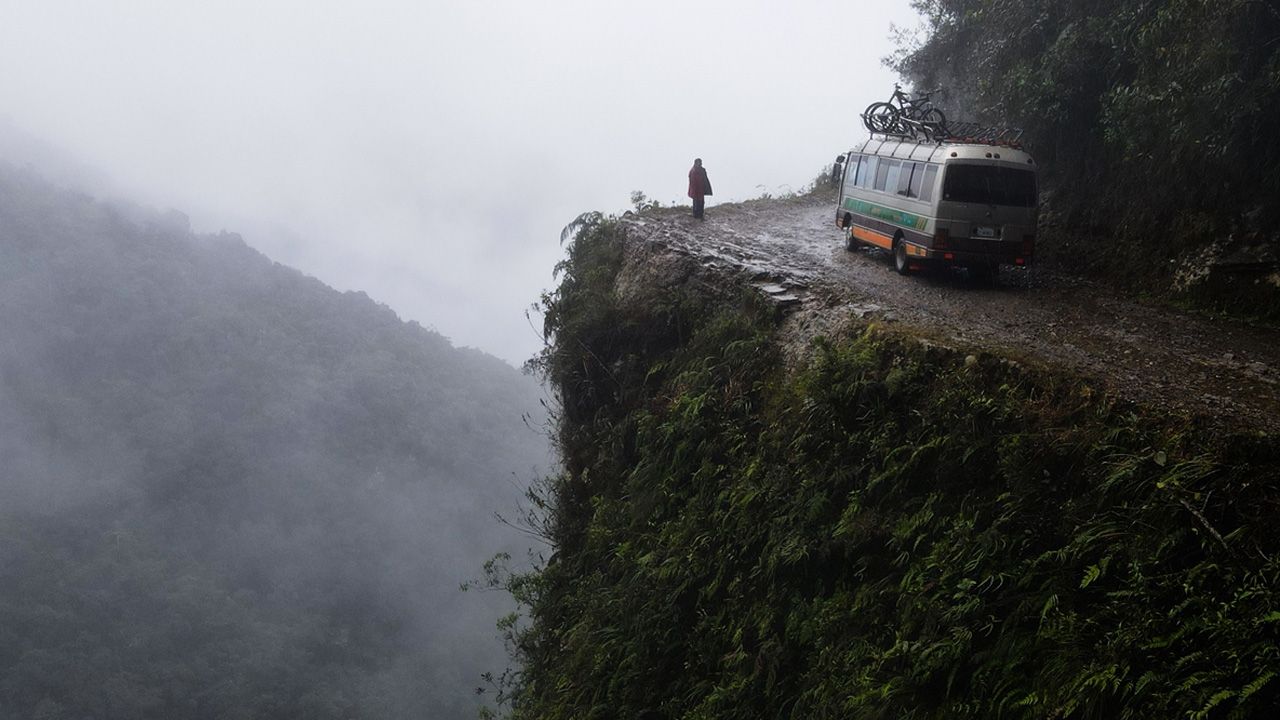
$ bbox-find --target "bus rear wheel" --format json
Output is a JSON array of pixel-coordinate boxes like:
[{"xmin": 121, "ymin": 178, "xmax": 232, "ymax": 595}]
[{"xmin": 893, "ymin": 239, "xmax": 911, "ymax": 275}]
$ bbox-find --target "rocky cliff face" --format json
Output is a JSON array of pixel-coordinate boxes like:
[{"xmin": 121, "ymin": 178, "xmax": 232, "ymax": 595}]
[{"xmin": 496, "ymin": 207, "xmax": 1280, "ymax": 719}]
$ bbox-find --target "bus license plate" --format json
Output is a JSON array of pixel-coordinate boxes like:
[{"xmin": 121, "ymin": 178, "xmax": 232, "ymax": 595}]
[{"xmin": 974, "ymin": 226, "xmax": 998, "ymax": 238}]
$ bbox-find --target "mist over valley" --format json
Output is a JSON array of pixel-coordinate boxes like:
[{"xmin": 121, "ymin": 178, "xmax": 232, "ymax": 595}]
[{"xmin": 0, "ymin": 163, "xmax": 551, "ymax": 717}]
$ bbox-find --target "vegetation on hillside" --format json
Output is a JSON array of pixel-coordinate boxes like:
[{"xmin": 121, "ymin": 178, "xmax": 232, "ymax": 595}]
[
  {"xmin": 493, "ymin": 218, "xmax": 1280, "ymax": 718},
  {"xmin": 891, "ymin": 0, "xmax": 1280, "ymax": 314},
  {"xmin": 0, "ymin": 164, "xmax": 550, "ymax": 719}
]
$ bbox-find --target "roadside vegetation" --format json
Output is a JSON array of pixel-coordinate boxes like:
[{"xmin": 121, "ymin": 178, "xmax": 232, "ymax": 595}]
[
  {"xmin": 489, "ymin": 218, "xmax": 1280, "ymax": 718},
  {"xmin": 891, "ymin": 0, "xmax": 1280, "ymax": 319}
]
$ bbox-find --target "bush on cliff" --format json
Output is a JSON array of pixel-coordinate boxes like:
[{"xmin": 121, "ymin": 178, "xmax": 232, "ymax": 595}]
[{"xmin": 495, "ymin": 218, "xmax": 1280, "ymax": 719}]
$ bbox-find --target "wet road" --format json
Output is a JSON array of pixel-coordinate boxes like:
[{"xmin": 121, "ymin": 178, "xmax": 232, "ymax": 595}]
[{"xmin": 622, "ymin": 195, "xmax": 1280, "ymax": 433}]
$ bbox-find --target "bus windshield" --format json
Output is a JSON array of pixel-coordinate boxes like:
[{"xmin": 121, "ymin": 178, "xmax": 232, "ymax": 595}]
[{"xmin": 942, "ymin": 164, "xmax": 1037, "ymax": 207}]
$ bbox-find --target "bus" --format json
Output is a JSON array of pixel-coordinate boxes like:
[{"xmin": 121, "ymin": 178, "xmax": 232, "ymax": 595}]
[{"xmin": 835, "ymin": 136, "xmax": 1038, "ymax": 279}]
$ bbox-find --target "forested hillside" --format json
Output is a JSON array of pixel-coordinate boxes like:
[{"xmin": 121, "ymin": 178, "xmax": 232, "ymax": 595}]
[
  {"xmin": 892, "ymin": 0, "xmax": 1279, "ymax": 314},
  {"xmin": 0, "ymin": 164, "xmax": 550, "ymax": 718}
]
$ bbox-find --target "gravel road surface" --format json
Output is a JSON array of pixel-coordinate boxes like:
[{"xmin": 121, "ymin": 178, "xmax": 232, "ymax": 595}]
[{"xmin": 622, "ymin": 195, "xmax": 1280, "ymax": 433}]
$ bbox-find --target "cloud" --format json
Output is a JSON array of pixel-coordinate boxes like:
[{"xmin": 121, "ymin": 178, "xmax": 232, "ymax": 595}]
[{"xmin": 0, "ymin": 0, "xmax": 921, "ymax": 364}]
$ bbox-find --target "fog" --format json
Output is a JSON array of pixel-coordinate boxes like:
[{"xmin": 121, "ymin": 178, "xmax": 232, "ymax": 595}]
[
  {"xmin": 0, "ymin": 159, "xmax": 555, "ymax": 714},
  {"xmin": 0, "ymin": 3, "xmax": 923, "ymax": 715},
  {"xmin": 0, "ymin": 0, "xmax": 918, "ymax": 365}
]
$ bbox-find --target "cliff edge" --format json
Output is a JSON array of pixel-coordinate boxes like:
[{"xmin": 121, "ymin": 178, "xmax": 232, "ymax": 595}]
[{"xmin": 495, "ymin": 197, "xmax": 1280, "ymax": 719}]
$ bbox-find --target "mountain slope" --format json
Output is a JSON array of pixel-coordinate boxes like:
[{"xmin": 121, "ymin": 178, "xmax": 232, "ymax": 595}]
[{"xmin": 0, "ymin": 163, "xmax": 550, "ymax": 719}]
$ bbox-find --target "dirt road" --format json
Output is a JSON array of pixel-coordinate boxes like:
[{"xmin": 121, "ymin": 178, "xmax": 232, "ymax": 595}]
[{"xmin": 622, "ymin": 194, "xmax": 1280, "ymax": 434}]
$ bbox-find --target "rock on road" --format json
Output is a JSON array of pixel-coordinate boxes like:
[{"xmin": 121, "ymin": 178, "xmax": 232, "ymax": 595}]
[{"xmin": 621, "ymin": 194, "xmax": 1280, "ymax": 434}]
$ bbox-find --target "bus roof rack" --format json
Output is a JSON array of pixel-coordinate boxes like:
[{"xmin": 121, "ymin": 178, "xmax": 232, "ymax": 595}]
[
  {"xmin": 864, "ymin": 121, "xmax": 1025, "ymax": 148},
  {"xmin": 938, "ymin": 122, "xmax": 1025, "ymax": 146}
]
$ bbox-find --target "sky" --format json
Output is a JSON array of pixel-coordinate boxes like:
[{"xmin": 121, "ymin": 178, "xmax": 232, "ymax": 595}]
[{"xmin": 0, "ymin": 0, "xmax": 921, "ymax": 365}]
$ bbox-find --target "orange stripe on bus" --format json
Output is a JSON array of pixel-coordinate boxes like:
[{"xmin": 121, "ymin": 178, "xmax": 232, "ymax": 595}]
[{"xmin": 852, "ymin": 226, "xmax": 892, "ymax": 250}]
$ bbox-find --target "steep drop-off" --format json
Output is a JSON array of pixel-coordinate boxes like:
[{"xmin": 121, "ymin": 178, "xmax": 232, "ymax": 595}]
[{"xmin": 500, "ymin": 216, "xmax": 1280, "ymax": 719}]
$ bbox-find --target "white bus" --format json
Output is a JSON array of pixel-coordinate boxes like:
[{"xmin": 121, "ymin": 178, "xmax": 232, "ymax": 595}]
[{"xmin": 835, "ymin": 137, "xmax": 1038, "ymax": 279}]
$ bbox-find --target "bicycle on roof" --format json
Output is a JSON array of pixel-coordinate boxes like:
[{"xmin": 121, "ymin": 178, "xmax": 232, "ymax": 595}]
[{"xmin": 862, "ymin": 84, "xmax": 949, "ymax": 142}]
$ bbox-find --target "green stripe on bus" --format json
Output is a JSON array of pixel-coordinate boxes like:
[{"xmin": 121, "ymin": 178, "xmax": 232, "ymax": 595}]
[{"xmin": 842, "ymin": 198, "xmax": 929, "ymax": 231}]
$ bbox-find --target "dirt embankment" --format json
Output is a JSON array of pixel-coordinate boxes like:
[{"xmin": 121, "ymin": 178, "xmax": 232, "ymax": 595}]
[{"xmin": 619, "ymin": 194, "xmax": 1280, "ymax": 434}]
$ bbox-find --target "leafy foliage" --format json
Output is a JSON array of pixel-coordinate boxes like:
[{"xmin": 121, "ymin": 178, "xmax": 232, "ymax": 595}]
[
  {"xmin": 892, "ymin": 0, "xmax": 1280, "ymax": 302},
  {"xmin": 494, "ymin": 221, "xmax": 1280, "ymax": 718}
]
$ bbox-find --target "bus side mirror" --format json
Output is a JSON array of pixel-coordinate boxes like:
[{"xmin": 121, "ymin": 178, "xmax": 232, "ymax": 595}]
[{"xmin": 836, "ymin": 155, "xmax": 846, "ymax": 163}]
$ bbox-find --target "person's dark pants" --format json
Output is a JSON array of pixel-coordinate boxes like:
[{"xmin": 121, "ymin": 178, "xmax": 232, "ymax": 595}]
[{"xmin": 692, "ymin": 196, "xmax": 705, "ymax": 219}]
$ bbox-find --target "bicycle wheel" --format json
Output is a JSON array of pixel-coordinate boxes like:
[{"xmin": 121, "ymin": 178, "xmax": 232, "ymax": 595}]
[
  {"xmin": 863, "ymin": 102, "xmax": 899, "ymax": 134},
  {"xmin": 919, "ymin": 108, "xmax": 948, "ymax": 140}
]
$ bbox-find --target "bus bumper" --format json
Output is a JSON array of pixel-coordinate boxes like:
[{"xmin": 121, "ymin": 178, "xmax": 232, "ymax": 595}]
[{"xmin": 908, "ymin": 243, "xmax": 1032, "ymax": 268}]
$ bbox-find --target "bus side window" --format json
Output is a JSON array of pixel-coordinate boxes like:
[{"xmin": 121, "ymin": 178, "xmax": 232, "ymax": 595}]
[
  {"xmin": 919, "ymin": 165, "xmax": 939, "ymax": 202},
  {"xmin": 861, "ymin": 157, "xmax": 878, "ymax": 189},
  {"xmin": 875, "ymin": 160, "xmax": 896, "ymax": 192},
  {"xmin": 898, "ymin": 162, "xmax": 916, "ymax": 196},
  {"xmin": 845, "ymin": 156, "xmax": 860, "ymax": 187}
]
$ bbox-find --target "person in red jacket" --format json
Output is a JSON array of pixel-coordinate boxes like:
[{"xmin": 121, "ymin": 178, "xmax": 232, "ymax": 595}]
[{"xmin": 688, "ymin": 158, "xmax": 713, "ymax": 220}]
